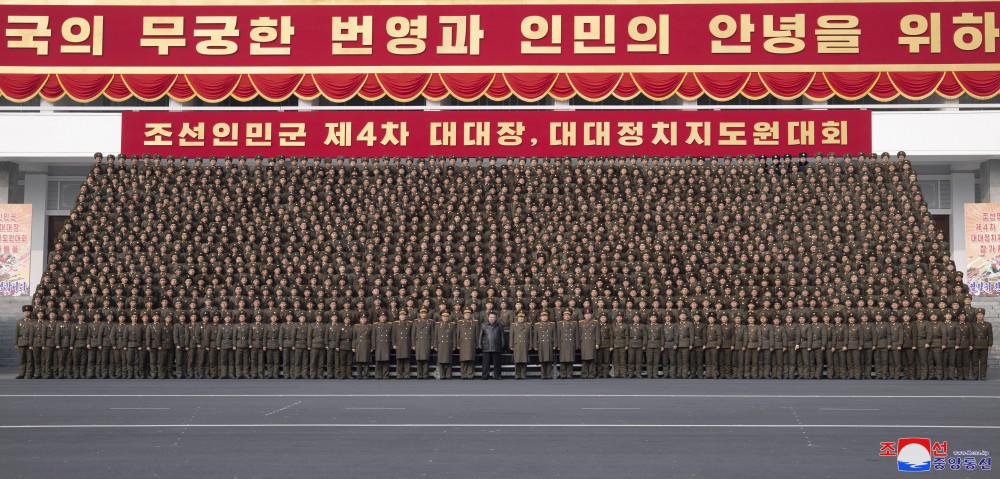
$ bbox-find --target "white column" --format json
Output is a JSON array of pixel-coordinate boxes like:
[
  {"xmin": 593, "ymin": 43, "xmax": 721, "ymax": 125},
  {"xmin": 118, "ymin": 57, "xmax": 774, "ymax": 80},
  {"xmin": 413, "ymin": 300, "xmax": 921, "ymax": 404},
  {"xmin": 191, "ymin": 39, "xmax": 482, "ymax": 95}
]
[
  {"xmin": 25, "ymin": 173, "xmax": 47, "ymax": 296},
  {"xmin": 950, "ymin": 172, "xmax": 976, "ymax": 276}
]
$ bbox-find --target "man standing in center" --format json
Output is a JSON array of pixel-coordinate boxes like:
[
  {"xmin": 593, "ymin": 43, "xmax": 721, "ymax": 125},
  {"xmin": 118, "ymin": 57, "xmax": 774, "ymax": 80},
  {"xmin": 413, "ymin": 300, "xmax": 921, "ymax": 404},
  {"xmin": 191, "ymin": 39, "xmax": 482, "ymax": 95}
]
[
  {"xmin": 597, "ymin": 313, "xmax": 613, "ymax": 378},
  {"xmin": 479, "ymin": 312, "xmax": 504, "ymax": 380}
]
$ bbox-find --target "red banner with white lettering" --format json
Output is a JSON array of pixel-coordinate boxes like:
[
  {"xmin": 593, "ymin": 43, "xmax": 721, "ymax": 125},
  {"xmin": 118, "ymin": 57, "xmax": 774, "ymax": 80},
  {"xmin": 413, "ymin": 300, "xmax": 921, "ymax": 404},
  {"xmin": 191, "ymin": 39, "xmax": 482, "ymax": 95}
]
[
  {"xmin": 2, "ymin": 1, "xmax": 999, "ymax": 73},
  {"xmin": 120, "ymin": 109, "xmax": 872, "ymax": 157}
]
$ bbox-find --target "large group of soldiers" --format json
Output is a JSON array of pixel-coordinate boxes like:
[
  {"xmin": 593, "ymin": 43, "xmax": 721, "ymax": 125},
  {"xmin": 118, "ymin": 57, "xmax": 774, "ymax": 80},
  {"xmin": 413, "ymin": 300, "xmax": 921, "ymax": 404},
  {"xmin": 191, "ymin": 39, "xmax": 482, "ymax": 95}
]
[{"xmin": 14, "ymin": 150, "xmax": 993, "ymax": 380}]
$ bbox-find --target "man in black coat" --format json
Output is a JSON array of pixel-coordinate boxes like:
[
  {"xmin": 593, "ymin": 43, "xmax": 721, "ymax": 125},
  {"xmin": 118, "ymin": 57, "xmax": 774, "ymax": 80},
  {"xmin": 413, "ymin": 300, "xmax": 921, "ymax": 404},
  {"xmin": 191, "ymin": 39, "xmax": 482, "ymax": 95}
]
[{"xmin": 479, "ymin": 312, "xmax": 505, "ymax": 380}]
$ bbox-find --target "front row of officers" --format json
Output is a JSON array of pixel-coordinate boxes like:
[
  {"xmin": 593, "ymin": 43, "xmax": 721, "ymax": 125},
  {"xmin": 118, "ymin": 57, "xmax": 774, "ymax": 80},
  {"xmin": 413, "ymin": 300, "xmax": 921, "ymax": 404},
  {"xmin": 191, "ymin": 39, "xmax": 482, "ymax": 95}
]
[{"xmin": 15, "ymin": 305, "xmax": 994, "ymax": 381}]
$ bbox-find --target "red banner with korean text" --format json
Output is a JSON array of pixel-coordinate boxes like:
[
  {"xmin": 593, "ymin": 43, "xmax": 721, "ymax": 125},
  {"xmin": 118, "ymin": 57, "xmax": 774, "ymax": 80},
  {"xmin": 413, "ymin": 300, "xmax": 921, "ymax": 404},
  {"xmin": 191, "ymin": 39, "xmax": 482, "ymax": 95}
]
[
  {"xmin": 121, "ymin": 109, "xmax": 872, "ymax": 157},
  {"xmin": 2, "ymin": 1, "xmax": 999, "ymax": 74}
]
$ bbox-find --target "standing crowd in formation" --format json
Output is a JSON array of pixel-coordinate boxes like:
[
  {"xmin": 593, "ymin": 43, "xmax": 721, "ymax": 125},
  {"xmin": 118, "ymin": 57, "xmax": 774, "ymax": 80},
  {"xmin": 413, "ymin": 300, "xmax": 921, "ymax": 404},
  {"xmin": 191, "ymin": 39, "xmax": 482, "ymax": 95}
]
[
  {"xmin": 12, "ymin": 151, "xmax": 994, "ymax": 381},
  {"xmin": 14, "ymin": 304, "xmax": 992, "ymax": 380}
]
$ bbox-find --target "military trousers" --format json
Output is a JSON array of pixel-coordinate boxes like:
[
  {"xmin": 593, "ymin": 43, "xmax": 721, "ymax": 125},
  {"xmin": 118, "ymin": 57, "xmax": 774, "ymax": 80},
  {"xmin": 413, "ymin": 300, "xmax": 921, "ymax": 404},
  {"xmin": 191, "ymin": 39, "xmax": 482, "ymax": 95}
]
[
  {"xmin": 416, "ymin": 360, "xmax": 430, "ymax": 379},
  {"xmin": 971, "ymin": 349, "xmax": 988, "ymax": 380},
  {"xmin": 796, "ymin": 349, "xmax": 810, "ymax": 379},
  {"xmin": 109, "ymin": 348, "xmax": 121, "ymax": 378},
  {"xmin": 718, "ymin": 348, "xmax": 731, "ymax": 379},
  {"xmin": 308, "ymin": 348, "xmax": 323, "ymax": 379},
  {"xmin": 759, "ymin": 348, "xmax": 771, "ymax": 379},
  {"xmin": 337, "ymin": 349, "xmax": 353, "ymax": 379},
  {"xmin": 236, "ymin": 347, "xmax": 250, "ymax": 378},
  {"xmin": 916, "ymin": 347, "xmax": 929, "ymax": 379},
  {"xmin": 664, "ymin": 348, "xmax": 678, "ymax": 379},
  {"xmin": 187, "ymin": 348, "xmax": 198, "ymax": 378},
  {"xmin": 874, "ymin": 348, "xmax": 889, "ymax": 379},
  {"xmin": 824, "ymin": 349, "xmax": 835, "ymax": 379},
  {"xmin": 860, "ymin": 349, "xmax": 873, "ymax": 379},
  {"xmin": 460, "ymin": 360, "xmax": 474, "ymax": 379},
  {"xmin": 956, "ymin": 348, "xmax": 971, "ymax": 380},
  {"xmin": 559, "ymin": 361, "xmax": 574, "ymax": 379},
  {"xmin": 98, "ymin": 347, "xmax": 111, "ymax": 378},
  {"xmin": 627, "ymin": 348, "xmax": 643, "ymax": 378},
  {"xmin": 355, "ymin": 358, "xmax": 370, "ymax": 379},
  {"xmin": 207, "ymin": 348, "xmax": 219, "ymax": 378},
  {"xmin": 124, "ymin": 347, "xmax": 137, "ymax": 378},
  {"xmin": 513, "ymin": 362, "xmax": 527, "ymax": 379},
  {"xmin": 437, "ymin": 361, "xmax": 453, "ymax": 379},
  {"xmin": 57, "ymin": 348, "xmax": 69, "ymax": 378},
  {"xmin": 889, "ymin": 348, "xmax": 902, "ymax": 379},
  {"xmin": 744, "ymin": 349, "xmax": 758, "ymax": 379},
  {"xmin": 250, "ymin": 347, "xmax": 262, "ymax": 378},
  {"xmin": 278, "ymin": 348, "xmax": 291, "ymax": 378},
  {"xmin": 265, "ymin": 349, "xmax": 280, "ymax": 378},
  {"xmin": 219, "ymin": 348, "xmax": 233, "ymax": 378},
  {"xmin": 645, "ymin": 348, "xmax": 661, "ymax": 379},
  {"xmin": 847, "ymin": 349, "xmax": 860, "ymax": 379},
  {"xmin": 705, "ymin": 347, "xmax": 719, "ymax": 378},
  {"xmin": 148, "ymin": 349, "xmax": 160, "ymax": 379},
  {"xmin": 833, "ymin": 350, "xmax": 846, "ymax": 379},
  {"xmin": 137, "ymin": 349, "xmax": 149, "ymax": 378},
  {"xmin": 942, "ymin": 348, "xmax": 956, "ymax": 379},
  {"xmin": 174, "ymin": 347, "xmax": 186, "ymax": 378},
  {"xmin": 71, "ymin": 348, "xmax": 85, "ymax": 378},
  {"xmin": 681, "ymin": 347, "xmax": 693, "ymax": 378},
  {"xmin": 902, "ymin": 348, "xmax": 916, "ymax": 379},
  {"xmin": 17, "ymin": 346, "xmax": 29, "ymax": 378},
  {"xmin": 539, "ymin": 361, "xmax": 553, "ymax": 379},
  {"xmin": 929, "ymin": 347, "xmax": 943, "ymax": 379},
  {"xmin": 159, "ymin": 348, "xmax": 173, "ymax": 379},
  {"xmin": 612, "ymin": 348, "xmax": 627, "ymax": 378},
  {"xmin": 691, "ymin": 348, "xmax": 704, "ymax": 378},
  {"xmin": 581, "ymin": 359, "xmax": 596, "ymax": 379},
  {"xmin": 771, "ymin": 349, "xmax": 783, "ymax": 379},
  {"xmin": 292, "ymin": 348, "xmax": 306, "ymax": 379},
  {"xmin": 40, "ymin": 347, "xmax": 54, "ymax": 378},
  {"xmin": 597, "ymin": 348, "xmax": 612, "ymax": 378},
  {"xmin": 375, "ymin": 360, "xmax": 391, "ymax": 379},
  {"xmin": 783, "ymin": 349, "xmax": 795, "ymax": 378},
  {"xmin": 732, "ymin": 348, "xmax": 744, "ymax": 379},
  {"xmin": 811, "ymin": 349, "xmax": 824, "ymax": 379}
]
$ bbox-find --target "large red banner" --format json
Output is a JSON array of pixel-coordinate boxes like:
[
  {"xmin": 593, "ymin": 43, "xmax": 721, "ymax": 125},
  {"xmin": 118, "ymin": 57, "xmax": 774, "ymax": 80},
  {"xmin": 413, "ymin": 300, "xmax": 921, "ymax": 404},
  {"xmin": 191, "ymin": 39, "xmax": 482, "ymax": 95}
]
[
  {"xmin": 121, "ymin": 109, "xmax": 872, "ymax": 157},
  {"xmin": 2, "ymin": 1, "xmax": 999, "ymax": 73}
]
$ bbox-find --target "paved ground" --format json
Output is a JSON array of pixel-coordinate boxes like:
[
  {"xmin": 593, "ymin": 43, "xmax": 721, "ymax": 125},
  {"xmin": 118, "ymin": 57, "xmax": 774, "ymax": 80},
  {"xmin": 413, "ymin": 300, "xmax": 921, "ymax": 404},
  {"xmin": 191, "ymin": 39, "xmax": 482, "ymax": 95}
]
[{"xmin": 0, "ymin": 368, "xmax": 997, "ymax": 478}]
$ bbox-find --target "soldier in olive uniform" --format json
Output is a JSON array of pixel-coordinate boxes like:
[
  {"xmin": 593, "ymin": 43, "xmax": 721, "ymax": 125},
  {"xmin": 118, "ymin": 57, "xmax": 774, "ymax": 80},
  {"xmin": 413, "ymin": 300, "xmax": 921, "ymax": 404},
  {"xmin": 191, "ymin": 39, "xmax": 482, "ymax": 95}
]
[
  {"xmin": 510, "ymin": 312, "xmax": 532, "ymax": 379},
  {"xmin": 373, "ymin": 312, "xmax": 395, "ymax": 379},
  {"xmin": 125, "ymin": 314, "xmax": 142, "ymax": 379},
  {"xmin": 57, "ymin": 313, "xmax": 71, "ymax": 379},
  {"xmin": 782, "ymin": 316, "xmax": 797, "ymax": 379},
  {"xmin": 15, "ymin": 306, "xmax": 32, "ymax": 379},
  {"xmin": 873, "ymin": 314, "xmax": 890, "ymax": 380},
  {"xmin": 205, "ymin": 314, "xmax": 221, "ymax": 379},
  {"xmin": 597, "ymin": 314, "xmax": 613, "ymax": 378},
  {"xmin": 145, "ymin": 314, "xmax": 161, "ymax": 379},
  {"xmin": 556, "ymin": 310, "xmax": 579, "ymax": 378},
  {"xmin": 265, "ymin": 315, "xmax": 282, "ymax": 379},
  {"xmin": 392, "ymin": 310, "xmax": 413, "ymax": 379},
  {"xmin": 859, "ymin": 315, "xmax": 875, "ymax": 380},
  {"xmin": 218, "ymin": 315, "xmax": 236, "ymax": 379},
  {"xmin": 832, "ymin": 316, "xmax": 847, "ymax": 379},
  {"xmin": 927, "ymin": 314, "xmax": 943, "ymax": 380},
  {"xmin": 732, "ymin": 316, "xmax": 746, "ymax": 379},
  {"xmin": 940, "ymin": 313, "xmax": 957, "ymax": 380},
  {"xmin": 456, "ymin": 309, "xmax": 480, "ymax": 379},
  {"xmin": 578, "ymin": 309, "xmax": 600, "ymax": 379},
  {"xmin": 250, "ymin": 315, "xmax": 265, "ymax": 379},
  {"xmin": 770, "ymin": 317, "xmax": 786, "ymax": 380},
  {"xmin": 160, "ymin": 315, "xmax": 175, "ymax": 379},
  {"xmin": 113, "ymin": 315, "xmax": 128, "ymax": 379},
  {"xmin": 30, "ymin": 313, "xmax": 46, "ymax": 379},
  {"xmin": 644, "ymin": 315, "xmax": 663, "ymax": 379},
  {"xmin": 846, "ymin": 316, "xmax": 861, "ymax": 379},
  {"xmin": 434, "ymin": 312, "xmax": 456, "ymax": 379},
  {"xmin": 900, "ymin": 315, "xmax": 916, "ymax": 380},
  {"xmin": 235, "ymin": 314, "xmax": 251, "ymax": 379},
  {"xmin": 758, "ymin": 316, "xmax": 773, "ymax": 379},
  {"xmin": 888, "ymin": 315, "xmax": 903, "ymax": 380},
  {"xmin": 307, "ymin": 314, "xmax": 327, "ymax": 379},
  {"xmin": 611, "ymin": 314, "xmax": 629, "ymax": 378},
  {"xmin": 335, "ymin": 316, "xmax": 354, "ymax": 379},
  {"xmin": 691, "ymin": 315, "xmax": 706, "ymax": 379},
  {"xmin": 704, "ymin": 316, "xmax": 723, "ymax": 379},
  {"xmin": 87, "ymin": 312, "xmax": 105, "ymax": 379},
  {"xmin": 533, "ymin": 312, "xmax": 556, "ymax": 379},
  {"xmin": 810, "ymin": 316, "xmax": 828, "ymax": 379},
  {"xmin": 971, "ymin": 309, "xmax": 993, "ymax": 380},
  {"xmin": 69, "ymin": 313, "xmax": 88, "ymax": 379},
  {"xmin": 100, "ymin": 315, "xmax": 116, "ymax": 379},
  {"xmin": 626, "ymin": 314, "xmax": 645, "ymax": 378},
  {"xmin": 279, "ymin": 315, "xmax": 295, "ymax": 379},
  {"xmin": 173, "ymin": 315, "xmax": 188, "ymax": 379},
  {"xmin": 412, "ymin": 309, "xmax": 435, "ymax": 379},
  {"xmin": 663, "ymin": 316, "xmax": 679, "ymax": 379},
  {"xmin": 292, "ymin": 315, "xmax": 309, "ymax": 379},
  {"xmin": 914, "ymin": 312, "xmax": 930, "ymax": 380},
  {"xmin": 794, "ymin": 316, "xmax": 810, "ymax": 379},
  {"xmin": 956, "ymin": 313, "xmax": 973, "ymax": 380},
  {"xmin": 352, "ymin": 315, "xmax": 373, "ymax": 379},
  {"xmin": 744, "ymin": 316, "xmax": 760, "ymax": 379}
]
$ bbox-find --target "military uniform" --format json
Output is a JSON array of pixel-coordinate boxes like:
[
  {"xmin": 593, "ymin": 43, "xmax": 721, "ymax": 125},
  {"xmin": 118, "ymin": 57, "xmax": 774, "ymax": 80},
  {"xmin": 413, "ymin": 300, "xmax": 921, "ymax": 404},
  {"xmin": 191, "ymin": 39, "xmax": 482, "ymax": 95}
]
[
  {"xmin": 307, "ymin": 318, "xmax": 327, "ymax": 379},
  {"xmin": 914, "ymin": 317, "xmax": 930, "ymax": 380},
  {"xmin": 643, "ymin": 318, "xmax": 663, "ymax": 379},
  {"xmin": 704, "ymin": 319, "xmax": 722, "ymax": 379},
  {"xmin": 392, "ymin": 317, "xmax": 413, "ymax": 379},
  {"xmin": 597, "ymin": 318, "xmax": 613, "ymax": 378},
  {"xmin": 510, "ymin": 315, "xmax": 532, "ymax": 379},
  {"xmin": 578, "ymin": 315, "xmax": 600, "ymax": 379},
  {"xmin": 160, "ymin": 319, "xmax": 175, "ymax": 379},
  {"xmin": 846, "ymin": 320, "xmax": 861, "ymax": 379},
  {"xmin": 611, "ymin": 319, "xmax": 629, "ymax": 378},
  {"xmin": 556, "ymin": 315, "xmax": 579, "ymax": 378},
  {"xmin": 334, "ymin": 320, "xmax": 354, "ymax": 379},
  {"xmin": 956, "ymin": 318, "xmax": 972, "ymax": 380},
  {"xmin": 373, "ymin": 317, "xmax": 395, "ymax": 379},
  {"xmin": 265, "ymin": 319, "xmax": 282, "ymax": 378},
  {"xmin": 411, "ymin": 313, "xmax": 434, "ymax": 379},
  {"xmin": 14, "ymin": 309, "xmax": 31, "ymax": 379},
  {"xmin": 352, "ymin": 320, "xmax": 373, "ymax": 379},
  {"xmin": 971, "ymin": 315, "xmax": 993, "ymax": 380},
  {"xmin": 434, "ymin": 314, "xmax": 456, "ymax": 379},
  {"xmin": 249, "ymin": 319, "xmax": 265, "ymax": 378},
  {"xmin": 532, "ymin": 315, "xmax": 556, "ymax": 379},
  {"xmin": 456, "ymin": 314, "xmax": 480, "ymax": 379},
  {"xmin": 279, "ymin": 318, "xmax": 295, "ymax": 379},
  {"xmin": 677, "ymin": 319, "xmax": 693, "ymax": 378},
  {"xmin": 235, "ymin": 319, "xmax": 251, "ymax": 378}
]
